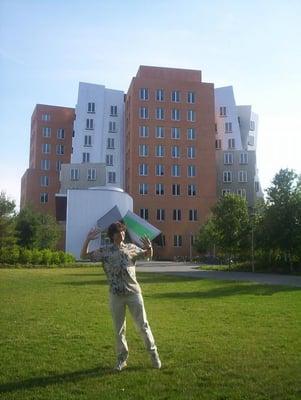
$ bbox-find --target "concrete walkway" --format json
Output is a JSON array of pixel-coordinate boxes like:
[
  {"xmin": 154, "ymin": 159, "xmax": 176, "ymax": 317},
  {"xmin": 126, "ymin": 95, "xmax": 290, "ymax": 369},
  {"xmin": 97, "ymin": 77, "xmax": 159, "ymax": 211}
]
[{"xmin": 136, "ymin": 261, "xmax": 301, "ymax": 287}]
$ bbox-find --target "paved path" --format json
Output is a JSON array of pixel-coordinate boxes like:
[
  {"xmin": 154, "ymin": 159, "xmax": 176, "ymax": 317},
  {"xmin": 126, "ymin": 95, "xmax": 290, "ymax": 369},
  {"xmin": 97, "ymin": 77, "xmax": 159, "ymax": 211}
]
[{"xmin": 136, "ymin": 261, "xmax": 301, "ymax": 287}]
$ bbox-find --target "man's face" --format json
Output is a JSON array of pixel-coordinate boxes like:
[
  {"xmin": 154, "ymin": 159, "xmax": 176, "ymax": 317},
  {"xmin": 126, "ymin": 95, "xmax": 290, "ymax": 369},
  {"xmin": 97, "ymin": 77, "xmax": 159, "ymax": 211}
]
[{"xmin": 113, "ymin": 229, "xmax": 125, "ymax": 242}]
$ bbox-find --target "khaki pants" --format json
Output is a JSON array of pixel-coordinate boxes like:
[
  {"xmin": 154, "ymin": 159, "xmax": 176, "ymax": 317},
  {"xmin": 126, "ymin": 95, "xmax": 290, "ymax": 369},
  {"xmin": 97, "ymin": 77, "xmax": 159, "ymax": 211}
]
[{"xmin": 109, "ymin": 291, "xmax": 157, "ymax": 362}]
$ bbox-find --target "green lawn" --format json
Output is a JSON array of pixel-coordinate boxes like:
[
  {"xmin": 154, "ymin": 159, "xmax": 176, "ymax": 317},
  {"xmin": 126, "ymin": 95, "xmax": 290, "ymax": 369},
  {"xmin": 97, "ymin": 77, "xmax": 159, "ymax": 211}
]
[{"xmin": 0, "ymin": 267, "xmax": 300, "ymax": 400}]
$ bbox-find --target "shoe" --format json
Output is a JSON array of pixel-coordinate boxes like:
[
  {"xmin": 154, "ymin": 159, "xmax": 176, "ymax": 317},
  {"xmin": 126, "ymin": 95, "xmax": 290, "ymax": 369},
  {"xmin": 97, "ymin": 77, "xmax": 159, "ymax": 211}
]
[
  {"xmin": 114, "ymin": 360, "xmax": 127, "ymax": 372},
  {"xmin": 150, "ymin": 351, "xmax": 161, "ymax": 369}
]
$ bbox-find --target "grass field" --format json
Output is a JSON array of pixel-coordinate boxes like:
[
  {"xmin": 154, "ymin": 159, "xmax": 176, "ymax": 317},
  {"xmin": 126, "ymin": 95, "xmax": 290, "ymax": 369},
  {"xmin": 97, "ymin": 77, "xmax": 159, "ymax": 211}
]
[{"xmin": 0, "ymin": 267, "xmax": 300, "ymax": 400}]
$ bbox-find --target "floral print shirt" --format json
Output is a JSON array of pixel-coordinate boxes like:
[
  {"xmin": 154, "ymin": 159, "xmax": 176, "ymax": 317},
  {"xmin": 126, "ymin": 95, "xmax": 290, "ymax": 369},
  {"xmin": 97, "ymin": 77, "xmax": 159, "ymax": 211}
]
[{"xmin": 88, "ymin": 243, "xmax": 146, "ymax": 295}]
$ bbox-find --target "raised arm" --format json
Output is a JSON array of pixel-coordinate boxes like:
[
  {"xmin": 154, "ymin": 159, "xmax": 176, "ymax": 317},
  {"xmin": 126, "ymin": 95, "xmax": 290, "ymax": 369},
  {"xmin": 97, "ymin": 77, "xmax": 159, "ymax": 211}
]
[
  {"xmin": 140, "ymin": 236, "xmax": 153, "ymax": 259},
  {"xmin": 80, "ymin": 227, "xmax": 101, "ymax": 260}
]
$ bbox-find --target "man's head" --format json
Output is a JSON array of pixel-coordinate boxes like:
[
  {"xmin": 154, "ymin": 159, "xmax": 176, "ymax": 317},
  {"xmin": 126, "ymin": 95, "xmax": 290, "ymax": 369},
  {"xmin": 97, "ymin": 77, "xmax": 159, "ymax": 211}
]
[{"xmin": 107, "ymin": 221, "xmax": 126, "ymax": 243}]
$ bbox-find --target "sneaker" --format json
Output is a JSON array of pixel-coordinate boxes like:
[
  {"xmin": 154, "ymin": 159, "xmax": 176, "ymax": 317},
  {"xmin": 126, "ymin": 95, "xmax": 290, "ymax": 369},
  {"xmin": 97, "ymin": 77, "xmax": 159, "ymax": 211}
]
[
  {"xmin": 114, "ymin": 360, "xmax": 127, "ymax": 372},
  {"xmin": 150, "ymin": 351, "xmax": 161, "ymax": 369}
]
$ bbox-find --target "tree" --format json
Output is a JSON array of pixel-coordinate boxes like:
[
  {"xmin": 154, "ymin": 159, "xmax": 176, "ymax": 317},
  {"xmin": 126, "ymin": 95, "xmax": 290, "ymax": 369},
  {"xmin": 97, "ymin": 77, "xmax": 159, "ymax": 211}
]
[
  {"xmin": 36, "ymin": 213, "xmax": 61, "ymax": 250},
  {"xmin": 0, "ymin": 191, "xmax": 16, "ymax": 248}
]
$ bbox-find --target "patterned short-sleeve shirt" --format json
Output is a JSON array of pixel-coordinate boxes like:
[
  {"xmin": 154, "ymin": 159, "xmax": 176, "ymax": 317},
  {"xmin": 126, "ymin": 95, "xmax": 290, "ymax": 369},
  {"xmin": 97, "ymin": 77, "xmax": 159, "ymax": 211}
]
[{"xmin": 89, "ymin": 243, "xmax": 146, "ymax": 295}]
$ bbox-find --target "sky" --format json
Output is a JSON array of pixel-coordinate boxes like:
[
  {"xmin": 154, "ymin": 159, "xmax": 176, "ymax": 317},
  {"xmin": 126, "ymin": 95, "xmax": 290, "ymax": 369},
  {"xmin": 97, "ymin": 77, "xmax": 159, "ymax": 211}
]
[{"xmin": 1, "ymin": 0, "xmax": 301, "ymax": 207}]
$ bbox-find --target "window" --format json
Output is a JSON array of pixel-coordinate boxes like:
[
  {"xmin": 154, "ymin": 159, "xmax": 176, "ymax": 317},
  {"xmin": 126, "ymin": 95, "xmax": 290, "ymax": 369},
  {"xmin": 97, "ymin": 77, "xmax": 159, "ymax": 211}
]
[
  {"xmin": 156, "ymin": 89, "xmax": 164, "ymax": 101},
  {"xmin": 156, "ymin": 126, "xmax": 165, "ymax": 138},
  {"xmin": 40, "ymin": 192, "xmax": 48, "ymax": 203},
  {"xmin": 86, "ymin": 118, "xmax": 94, "ymax": 129},
  {"xmin": 56, "ymin": 161, "xmax": 62, "ymax": 172},
  {"xmin": 225, "ymin": 122, "xmax": 232, "ymax": 133},
  {"xmin": 108, "ymin": 171, "xmax": 116, "ymax": 183},
  {"xmin": 42, "ymin": 127, "xmax": 51, "ymax": 137},
  {"xmin": 172, "ymin": 184, "xmax": 180, "ymax": 196},
  {"xmin": 215, "ymin": 123, "xmax": 218, "ymax": 133},
  {"xmin": 82, "ymin": 152, "xmax": 90, "ymax": 163},
  {"xmin": 188, "ymin": 165, "xmax": 196, "ymax": 177},
  {"xmin": 188, "ymin": 184, "xmax": 196, "ymax": 196},
  {"xmin": 87, "ymin": 168, "xmax": 96, "ymax": 181},
  {"xmin": 173, "ymin": 235, "xmax": 182, "ymax": 247},
  {"xmin": 139, "ymin": 88, "xmax": 149, "ymax": 100},
  {"xmin": 106, "ymin": 154, "xmax": 113, "ymax": 166},
  {"xmin": 139, "ymin": 163, "xmax": 148, "ymax": 176},
  {"xmin": 140, "ymin": 208, "xmax": 149, "ymax": 220},
  {"xmin": 156, "ymin": 209, "xmax": 165, "ymax": 221},
  {"xmin": 41, "ymin": 159, "xmax": 50, "ymax": 170},
  {"xmin": 222, "ymin": 189, "xmax": 231, "ymax": 196},
  {"xmin": 156, "ymin": 183, "xmax": 164, "ymax": 195},
  {"xmin": 172, "ymin": 145, "xmax": 180, "ymax": 158},
  {"xmin": 219, "ymin": 106, "xmax": 227, "ymax": 116},
  {"xmin": 171, "ymin": 127, "xmax": 180, "ymax": 139},
  {"xmin": 57, "ymin": 128, "xmax": 65, "ymax": 139},
  {"xmin": 42, "ymin": 143, "xmax": 51, "ymax": 154},
  {"xmin": 187, "ymin": 91, "xmax": 195, "ymax": 104},
  {"xmin": 237, "ymin": 189, "xmax": 246, "ymax": 198},
  {"xmin": 139, "ymin": 144, "xmax": 149, "ymax": 157},
  {"xmin": 156, "ymin": 164, "xmax": 164, "ymax": 176},
  {"xmin": 56, "ymin": 144, "xmax": 64, "ymax": 155},
  {"xmin": 172, "ymin": 164, "xmax": 180, "ymax": 177},
  {"xmin": 250, "ymin": 120, "xmax": 255, "ymax": 131},
  {"xmin": 40, "ymin": 176, "xmax": 49, "ymax": 187},
  {"xmin": 41, "ymin": 114, "xmax": 50, "ymax": 121},
  {"xmin": 187, "ymin": 128, "xmax": 196, "ymax": 140},
  {"xmin": 84, "ymin": 135, "xmax": 92, "ymax": 146},
  {"xmin": 171, "ymin": 90, "xmax": 180, "ymax": 102},
  {"xmin": 71, "ymin": 168, "xmax": 80, "ymax": 181},
  {"xmin": 139, "ymin": 183, "xmax": 148, "ymax": 195},
  {"xmin": 238, "ymin": 170, "xmax": 248, "ymax": 182},
  {"xmin": 187, "ymin": 110, "xmax": 196, "ymax": 122},
  {"xmin": 228, "ymin": 138, "xmax": 235, "ymax": 149},
  {"xmin": 223, "ymin": 171, "xmax": 232, "ymax": 182},
  {"xmin": 187, "ymin": 146, "xmax": 195, "ymax": 159},
  {"xmin": 87, "ymin": 102, "xmax": 95, "ymax": 113},
  {"xmin": 189, "ymin": 209, "xmax": 198, "ymax": 221},
  {"xmin": 156, "ymin": 108, "xmax": 164, "ymax": 120},
  {"xmin": 255, "ymin": 181, "xmax": 260, "ymax": 192},
  {"xmin": 110, "ymin": 105, "xmax": 117, "ymax": 116},
  {"xmin": 240, "ymin": 152, "xmax": 248, "ymax": 164},
  {"xmin": 107, "ymin": 138, "xmax": 115, "ymax": 149},
  {"xmin": 216, "ymin": 139, "xmax": 222, "ymax": 149},
  {"xmin": 155, "ymin": 145, "xmax": 165, "ymax": 157},
  {"xmin": 224, "ymin": 152, "xmax": 233, "ymax": 164},
  {"xmin": 173, "ymin": 209, "xmax": 181, "ymax": 221},
  {"xmin": 171, "ymin": 108, "xmax": 180, "ymax": 121},
  {"xmin": 139, "ymin": 107, "xmax": 149, "ymax": 119},
  {"xmin": 109, "ymin": 121, "xmax": 117, "ymax": 132},
  {"xmin": 139, "ymin": 126, "xmax": 149, "ymax": 138}
]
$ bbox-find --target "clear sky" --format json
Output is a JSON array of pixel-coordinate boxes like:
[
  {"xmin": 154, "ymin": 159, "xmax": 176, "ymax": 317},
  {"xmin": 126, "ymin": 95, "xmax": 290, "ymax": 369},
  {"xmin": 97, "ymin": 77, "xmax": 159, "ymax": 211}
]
[{"xmin": 1, "ymin": 0, "xmax": 300, "ymax": 206}]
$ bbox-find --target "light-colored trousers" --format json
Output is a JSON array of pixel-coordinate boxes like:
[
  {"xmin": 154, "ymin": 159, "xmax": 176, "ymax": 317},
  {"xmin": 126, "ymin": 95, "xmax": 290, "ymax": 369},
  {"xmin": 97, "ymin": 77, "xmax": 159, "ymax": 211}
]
[{"xmin": 109, "ymin": 291, "xmax": 157, "ymax": 362}]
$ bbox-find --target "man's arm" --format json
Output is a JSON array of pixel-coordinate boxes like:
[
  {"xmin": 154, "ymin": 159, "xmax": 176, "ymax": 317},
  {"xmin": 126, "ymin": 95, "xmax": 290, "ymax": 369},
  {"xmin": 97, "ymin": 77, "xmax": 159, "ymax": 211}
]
[
  {"xmin": 140, "ymin": 236, "xmax": 153, "ymax": 259},
  {"xmin": 80, "ymin": 227, "xmax": 101, "ymax": 260}
]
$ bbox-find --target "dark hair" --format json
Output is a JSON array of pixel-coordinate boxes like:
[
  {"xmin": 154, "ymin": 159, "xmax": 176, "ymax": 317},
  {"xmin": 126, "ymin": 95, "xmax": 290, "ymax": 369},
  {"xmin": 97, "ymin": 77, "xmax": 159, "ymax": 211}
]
[{"xmin": 107, "ymin": 221, "xmax": 126, "ymax": 242}]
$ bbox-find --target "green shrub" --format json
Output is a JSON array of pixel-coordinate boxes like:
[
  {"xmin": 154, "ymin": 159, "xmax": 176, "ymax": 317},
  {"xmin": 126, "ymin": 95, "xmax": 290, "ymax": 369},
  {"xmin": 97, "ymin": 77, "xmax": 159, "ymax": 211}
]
[
  {"xmin": 31, "ymin": 248, "xmax": 43, "ymax": 265},
  {"xmin": 40, "ymin": 249, "xmax": 53, "ymax": 265},
  {"xmin": 19, "ymin": 248, "xmax": 32, "ymax": 264}
]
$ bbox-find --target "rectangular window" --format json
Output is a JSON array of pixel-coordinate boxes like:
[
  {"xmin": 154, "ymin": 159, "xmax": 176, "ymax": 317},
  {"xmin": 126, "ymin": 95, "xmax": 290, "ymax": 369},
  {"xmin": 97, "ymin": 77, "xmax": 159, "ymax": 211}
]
[
  {"xmin": 228, "ymin": 138, "xmax": 235, "ymax": 149},
  {"xmin": 42, "ymin": 127, "xmax": 51, "ymax": 137},
  {"xmin": 109, "ymin": 121, "xmax": 117, "ymax": 132},
  {"xmin": 171, "ymin": 145, "xmax": 180, "ymax": 158},
  {"xmin": 172, "ymin": 164, "xmax": 180, "ymax": 177},
  {"xmin": 41, "ymin": 159, "xmax": 50, "ymax": 170},
  {"xmin": 188, "ymin": 184, "xmax": 196, "ymax": 196},
  {"xmin": 250, "ymin": 120, "xmax": 255, "ymax": 131},
  {"xmin": 187, "ymin": 91, "xmax": 195, "ymax": 104},
  {"xmin": 238, "ymin": 170, "xmax": 248, "ymax": 182},
  {"xmin": 41, "ymin": 114, "xmax": 50, "ymax": 121},
  {"xmin": 139, "ymin": 183, "xmax": 148, "ymax": 195},
  {"xmin": 225, "ymin": 122, "xmax": 232, "ymax": 133},
  {"xmin": 86, "ymin": 118, "xmax": 94, "ymax": 129},
  {"xmin": 172, "ymin": 184, "xmax": 180, "ymax": 196},
  {"xmin": 106, "ymin": 154, "xmax": 113, "ymax": 166},
  {"xmin": 71, "ymin": 168, "xmax": 80, "ymax": 181},
  {"xmin": 42, "ymin": 143, "xmax": 51, "ymax": 154},
  {"xmin": 139, "ymin": 126, "xmax": 149, "ymax": 138},
  {"xmin": 171, "ymin": 108, "xmax": 180, "ymax": 121},
  {"xmin": 173, "ymin": 235, "xmax": 182, "ymax": 247},
  {"xmin": 156, "ymin": 164, "xmax": 164, "ymax": 176},
  {"xmin": 187, "ymin": 146, "xmax": 195, "ymax": 159},
  {"xmin": 140, "ymin": 208, "xmax": 149, "ymax": 220},
  {"xmin": 139, "ymin": 163, "xmax": 148, "ymax": 176},
  {"xmin": 224, "ymin": 152, "xmax": 233, "ymax": 164},
  {"xmin": 87, "ymin": 168, "xmax": 96, "ymax": 181},
  {"xmin": 156, "ymin": 89, "xmax": 164, "ymax": 101},
  {"xmin": 239, "ymin": 152, "xmax": 248, "ymax": 164},
  {"xmin": 56, "ymin": 160, "xmax": 62, "ymax": 172},
  {"xmin": 156, "ymin": 209, "xmax": 165, "ymax": 221},
  {"xmin": 188, "ymin": 165, "xmax": 196, "ymax": 177},
  {"xmin": 139, "ymin": 144, "xmax": 149, "ymax": 157},
  {"xmin": 156, "ymin": 126, "xmax": 165, "ymax": 138},
  {"xmin": 222, "ymin": 189, "xmax": 231, "ymax": 196},
  {"xmin": 139, "ymin": 107, "xmax": 149, "ymax": 119},
  {"xmin": 57, "ymin": 128, "xmax": 65, "ymax": 139},
  {"xmin": 82, "ymin": 152, "xmax": 90, "ymax": 163},
  {"xmin": 40, "ymin": 192, "xmax": 48, "ymax": 203},
  {"xmin": 139, "ymin": 88, "xmax": 149, "ymax": 100},
  {"xmin": 223, "ymin": 171, "xmax": 232, "ymax": 182},
  {"xmin": 84, "ymin": 135, "xmax": 92, "ymax": 146},
  {"xmin": 171, "ymin": 127, "xmax": 180, "ymax": 139},
  {"xmin": 173, "ymin": 209, "xmax": 181, "ymax": 221},
  {"xmin": 255, "ymin": 181, "xmax": 260, "ymax": 192},
  {"xmin": 156, "ymin": 108, "xmax": 164, "ymax": 120},
  {"xmin": 156, "ymin": 183, "xmax": 164, "ymax": 195},
  {"xmin": 56, "ymin": 144, "xmax": 64, "ymax": 155},
  {"xmin": 219, "ymin": 106, "xmax": 227, "ymax": 116},
  {"xmin": 40, "ymin": 176, "xmax": 49, "ymax": 187},
  {"xmin": 108, "ymin": 171, "xmax": 116, "ymax": 183},
  {"xmin": 110, "ymin": 105, "xmax": 117, "ymax": 116},
  {"xmin": 237, "ymin": 188, "xmax": 246, "ymax": 198},
  {"xmin": 187, "ymin": 110, "xmax": 196, "ymax": 122},
  {"xmin": 215, "ymin": 139, "xmax": 222, "ymax": 149},
  {"xmin": 87, "ymin": 102, "xmax": 95, "ymax": 113},
  {"xmin": 155, "ymin": 145, "xmax": 165, "ymax": 157},
  {"xmin": 171, "ymin": 90, "xmax": 181, "ymax": 102},
  {"xmin": 107, "ymin": 138, "xmax": 115, "ymax": 149},
  {"xmin": 187, "ymin": 128, "xmax": 196, "ymax": 140},
  {"xmin": 189, "ymin": 209, "xmax": 198, "ymax": 221}
]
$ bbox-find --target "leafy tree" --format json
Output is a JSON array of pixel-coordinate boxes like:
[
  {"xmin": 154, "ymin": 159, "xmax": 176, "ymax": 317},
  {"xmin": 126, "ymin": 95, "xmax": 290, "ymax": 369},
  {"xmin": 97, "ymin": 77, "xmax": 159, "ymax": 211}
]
[
  {"xmin": 36, "ymin": 213, "xmax": 61, "ymax": 250},
  {"xmin": 0, "ymin": 191, "xmax": 16, "ymax": 248}
]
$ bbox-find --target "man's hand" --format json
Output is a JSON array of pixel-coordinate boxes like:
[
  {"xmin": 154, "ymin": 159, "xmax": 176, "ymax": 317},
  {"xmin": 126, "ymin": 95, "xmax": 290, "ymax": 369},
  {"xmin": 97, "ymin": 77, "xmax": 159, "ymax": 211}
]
[
  {"xmin": 86, "ymin": 227, "xmax": 101, "ymax": 241},
  {"xmin": 141, "ymin": 235, "xmax": 152, "ymax": 250}
]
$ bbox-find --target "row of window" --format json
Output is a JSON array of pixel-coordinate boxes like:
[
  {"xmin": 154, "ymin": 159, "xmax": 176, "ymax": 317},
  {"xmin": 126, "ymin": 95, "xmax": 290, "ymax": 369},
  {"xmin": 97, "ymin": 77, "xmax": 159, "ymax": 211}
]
[
  {"xmin": 42, "ymin": 127, "xmax": 65, "ymax": 139},
  {"xmin": 70, "ymin": 168, "xmax": 97, "ymax": 181},
  {"xmin": 82, "ymin": 136, "xmax": 117, "ymax": 150},
  {"xmin": 223, "ymin": 152, "xmax": 248, "ymax": 165},
  {"xmin": 139, "ymin": 107, "xmax": 196, "ymax": 122},
  {"xmin": 139, "ymin": 88, "xmax": 196, "ymax": 103},
  {"xmin": 87, "ymin": 103, "xmax": 118, "ymax": 116},
  {"xmin": 42, "ymin": 143, "xmax": 65, "ymax": 155},
  {"xmin": 138, "ymin": 163, "xmax": 197, "ymax": 177},
  {"xmin": 138, "ymin": 183, "xmax": 197, "ymax": 196},
  {"xmin": 223, "ymin": 171, "xmax": 248, "ymax": 183},
  {"xmin": 222, "ymin": 189, "xmax": 246, "ymax": 197},
  {"xmin": 139, "ymin": 126, "xmax": 197, "ymax": 140},
  {"xmin": 139, "ymin": 207, "xmax": 197, "ymax": 222},
  {"xmin": 216, "ymin": 138, "xmax": 236, "ymax": 150},
  {"xmin": 138, "ymin": 146, "xmax": 196, "ymax": 159},
  {"xmin": 85, "ymin": 119, "xmax": 117, "ymax": 132}
]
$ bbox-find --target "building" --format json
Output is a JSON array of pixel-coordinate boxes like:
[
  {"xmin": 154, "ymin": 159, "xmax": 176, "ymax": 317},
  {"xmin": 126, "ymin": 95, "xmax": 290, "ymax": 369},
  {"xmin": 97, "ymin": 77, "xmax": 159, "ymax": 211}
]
[
  {"xmin": 71, "ymin": 82, "xmax": 125, "ymax": 188},
  {"xmin": 20, "ymin": 104, "xmax": 75, "ymax": 216},
  {"xmin": 214, "ymin": 86, "xmax": 262, "ymax": 206},
  {"xmin": 125, "ymin": 66, "xmax": 217, "ymax": 259}
]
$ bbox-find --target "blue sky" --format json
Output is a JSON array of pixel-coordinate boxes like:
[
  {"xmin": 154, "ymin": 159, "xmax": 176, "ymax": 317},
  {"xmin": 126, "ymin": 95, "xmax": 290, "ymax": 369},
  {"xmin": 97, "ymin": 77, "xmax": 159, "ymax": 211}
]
[{"xmin": 1, "ymin": 0, "xmax": 300, "ymax": 206}]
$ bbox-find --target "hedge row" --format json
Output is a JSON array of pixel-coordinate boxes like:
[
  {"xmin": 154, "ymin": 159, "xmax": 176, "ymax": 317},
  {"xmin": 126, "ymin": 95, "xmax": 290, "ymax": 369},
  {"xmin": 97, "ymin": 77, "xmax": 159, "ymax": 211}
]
[{"xmin": 0, "ymin": 246, "xmax": 75, "ymax": 266}]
